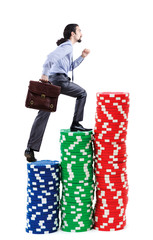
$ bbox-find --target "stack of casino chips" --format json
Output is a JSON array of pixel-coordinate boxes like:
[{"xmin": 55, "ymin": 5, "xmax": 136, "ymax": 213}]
[
  {"xmin": 93, "ymin": 92, "xmax": 130, "ymax": 231},
  {"xmin": 26, "ymin": 160, "xmax": 60, "ymax": 234},
  {"xmin": 60, "ymin": 129, "xmax": 94, "ymax": 232}
]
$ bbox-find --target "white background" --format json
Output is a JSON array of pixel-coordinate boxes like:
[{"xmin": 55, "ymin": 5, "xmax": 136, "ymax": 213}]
[{"xmin": 0, "ymin": 0, "xmax": 153, "ymax": 239}]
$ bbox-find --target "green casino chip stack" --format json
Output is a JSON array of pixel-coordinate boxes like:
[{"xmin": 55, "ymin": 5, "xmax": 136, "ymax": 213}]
[{"xmin": 60, "ymin": 129, "xmax": 95, "ymax": 232}]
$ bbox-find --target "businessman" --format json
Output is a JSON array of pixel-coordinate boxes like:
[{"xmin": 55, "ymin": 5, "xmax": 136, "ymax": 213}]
[{"xmin": 25, "ymin": 23, "xmax": 92, "ymax": 162}]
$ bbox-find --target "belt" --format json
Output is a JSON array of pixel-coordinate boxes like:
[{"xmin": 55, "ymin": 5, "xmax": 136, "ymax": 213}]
[
  {"xmin": 49, "ymin": 73, "xmax": 71, "ymax": 81},
  {"xmin": 50, "ymin": 73, "xmax": 68, "ymax": 78}
]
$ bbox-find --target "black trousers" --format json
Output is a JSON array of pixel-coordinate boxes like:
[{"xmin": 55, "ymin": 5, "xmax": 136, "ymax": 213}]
[{"xmin": 27, "ymin": 74, "xmax": 87, "ymax": 151}]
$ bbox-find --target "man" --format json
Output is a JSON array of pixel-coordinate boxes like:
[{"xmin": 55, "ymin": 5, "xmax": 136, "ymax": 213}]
[{"xmin": 25, "ymin": 24, "xmax": 92, "ymax": 162}]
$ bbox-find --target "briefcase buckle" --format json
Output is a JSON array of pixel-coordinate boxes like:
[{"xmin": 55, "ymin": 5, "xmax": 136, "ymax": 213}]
[
  {"xmin": 41, "ymin": 94, "xmax": 46, "ymax": 98},
  {"xmin": 50, "ymin": 104, "xmax": 54, "ymax": 109}
]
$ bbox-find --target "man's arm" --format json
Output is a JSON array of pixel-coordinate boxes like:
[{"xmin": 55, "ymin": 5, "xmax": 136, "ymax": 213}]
[{"xmin": 70, "ymin": 49, "xmax": 90, "ymax": 71}]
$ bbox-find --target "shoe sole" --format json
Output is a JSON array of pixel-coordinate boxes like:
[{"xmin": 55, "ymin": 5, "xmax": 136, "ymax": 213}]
[
  {"xmin": 70, "ymin": 128, "xmax": 85, "ymax": 132},
  {"xmin": 70, "ymin": 128, "xmax": 92, "ymax": 132},
  {"xmin": 70, "ymin": 128, "xmax": 78, "ymax": 132}
]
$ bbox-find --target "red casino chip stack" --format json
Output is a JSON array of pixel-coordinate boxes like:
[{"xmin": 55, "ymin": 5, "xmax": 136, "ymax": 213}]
[{"xmin": 93, "ymin": 92, "xmax": 130, "ymax": 231}]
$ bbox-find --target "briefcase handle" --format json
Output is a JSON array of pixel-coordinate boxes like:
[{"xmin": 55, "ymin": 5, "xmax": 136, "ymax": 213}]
[{"xmin": 39, "ymin": 79, "xmax": 52, "ymax": 85}]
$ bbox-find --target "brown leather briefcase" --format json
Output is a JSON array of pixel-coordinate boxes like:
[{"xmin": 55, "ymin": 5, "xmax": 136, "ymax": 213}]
[{"xmin": 25, "ymin": 80, "xmax": 61, "ymax": 112}]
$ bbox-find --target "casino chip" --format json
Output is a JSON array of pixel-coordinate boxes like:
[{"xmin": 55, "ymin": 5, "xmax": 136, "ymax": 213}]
[
  {"xmin": 93, "ymin": 92, "xmax": 130, "ymax": 231},
  {"xmin": 26, "ymin": 160, "xmax": 60, "ymax": 234},
  {"xmin": 60, "ymin": 129, "xmax": 94, "ymax": 232}
]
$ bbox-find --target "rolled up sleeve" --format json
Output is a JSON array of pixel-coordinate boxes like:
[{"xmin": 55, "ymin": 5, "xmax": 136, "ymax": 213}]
[{"xmin": 70, "ymin": 56, "xmax": 84, "ymax": 71}]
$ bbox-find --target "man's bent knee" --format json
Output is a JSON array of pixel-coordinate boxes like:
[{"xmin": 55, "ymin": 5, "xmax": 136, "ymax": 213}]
[{"xmin": 77, "ymin": 89, "xmax": 87, "ymax": 99}]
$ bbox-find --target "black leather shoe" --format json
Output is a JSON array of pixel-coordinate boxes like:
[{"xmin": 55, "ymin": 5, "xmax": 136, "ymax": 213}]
[
  {"xmin": 24, "ymin": 148, "xmax": 37, "ymax": 162},
  {"xmin": 70, "ymin": 122, "xmax": 92, "ymax": 132}
]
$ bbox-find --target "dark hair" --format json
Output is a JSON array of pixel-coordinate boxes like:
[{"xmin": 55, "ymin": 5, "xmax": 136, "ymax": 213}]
[{"xmin": 56, "ymin": 24, "xmax": 78, "ymax": 46}]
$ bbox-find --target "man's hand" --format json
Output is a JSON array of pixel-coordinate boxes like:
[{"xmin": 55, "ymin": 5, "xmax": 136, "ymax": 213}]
[
  {"xmin": 40, "ymin": 75, "xmax": 49, "ymax": 82},
  {"xmin": 81, "ymin": 49, "xmax": 90, "ymax": 58}
]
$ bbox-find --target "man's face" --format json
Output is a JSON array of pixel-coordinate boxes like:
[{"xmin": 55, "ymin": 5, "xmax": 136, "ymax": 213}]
[{"xmin": 74, "ymin": 26, "xmax": 82, "ymax": 43}]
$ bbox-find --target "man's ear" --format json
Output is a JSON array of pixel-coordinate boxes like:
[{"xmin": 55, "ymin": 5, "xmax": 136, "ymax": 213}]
[{"xmin": 71, "ymin": 31, "xmax": 75, "ymax": 37}]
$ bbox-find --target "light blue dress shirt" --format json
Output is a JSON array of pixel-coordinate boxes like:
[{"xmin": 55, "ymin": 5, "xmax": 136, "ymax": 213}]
[{"xmin": 42, "ymin": 40, "xmax": 84, "ymax": 76}]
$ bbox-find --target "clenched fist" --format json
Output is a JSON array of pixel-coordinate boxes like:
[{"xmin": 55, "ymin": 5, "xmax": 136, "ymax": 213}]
[
  {"xmin": 81, "ymin": 49, "xmax": 90, "ymax": 58},
  {"xmin": 40, "ymin": 75, "xmax": 49, "ymax": 82}
]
